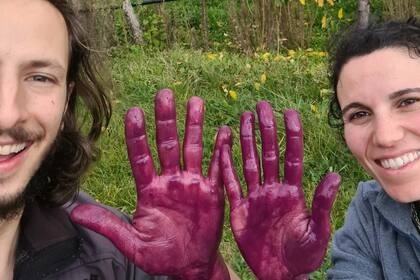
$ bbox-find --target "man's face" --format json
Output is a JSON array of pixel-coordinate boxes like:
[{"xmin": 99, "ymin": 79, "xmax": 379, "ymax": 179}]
[{"xmin": 0, "ymin": 0, "xmax": 69, "ymax": 216}]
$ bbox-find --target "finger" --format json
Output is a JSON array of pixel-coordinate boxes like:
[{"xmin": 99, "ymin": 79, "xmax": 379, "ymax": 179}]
[
  {"xmin": 70, "ymin": 204, "xmax": 142, "ymax": 265},
  {"xmin": 283, "ymin": 109, "xmax": 303, "ymax": 187},
  {"xmin": 125, "ymin": 107, "xmax": 156, "ymax": 190},
  {"xmin": 240, "ymin": 112, "xmax": 261, "ymax": 194},
  {"xmin": 256, "ymin": 101, "xmax": 279, "ymax": 184},
  {"xmin": 310, "ymin": 172, "xmax": 341, "ymax": 238},
  {"xmin": 208, "ymin": 126, "xmax": 232, "ymax": 186},
  {"xmin": 221, "ymin": 144, "xmax": 242, "ymax": 210},
  {"xmin": 155, "ymin": 89, "xmax": 180, "ymax": 175},
  {"xmin": 183, "ymin": 96, "xmax": 204, "ymax": 174}
]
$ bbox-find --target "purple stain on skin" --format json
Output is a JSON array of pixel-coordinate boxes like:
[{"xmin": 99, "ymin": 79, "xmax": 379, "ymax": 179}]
[
  {"xmin": 183, "ymin": 96, "xmax": 204, "ymax": 174},
  {"xmin": 71, "ymin": 89, "xmax": 231, "ymax": 280},
  {"xmin": 221, "ymin": 102, "xmax": 341, "ymax": 280},
  {"xmin": 240, "ymin": 112, "xmax": 261, "ymax": 193},
  {"xmin": 256, "ymin": 101, "xmax": 279, "ymax": 185},
  {"xmin": 284, "ymin": 109, "xmax": 301, "ymax": 133}
]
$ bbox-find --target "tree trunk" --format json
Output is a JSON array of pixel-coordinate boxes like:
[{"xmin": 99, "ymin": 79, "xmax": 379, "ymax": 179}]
[
  {"xmin": 358, "ymin": 0, "xmax": 370, "ymax": 29},
  {"xmin": 200, "ymin": 0, "xmax": 209, "ymax": 50},
  {"xmin": 122, "ymin": 0, "xmax": 144, "ymax": 44}
]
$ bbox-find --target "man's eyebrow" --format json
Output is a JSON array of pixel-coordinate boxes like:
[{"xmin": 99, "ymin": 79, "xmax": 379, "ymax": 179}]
[
  {"xmin": 341, "ymin": 102, "xmax": 368, "ymax": 116},
  {"xmin": 24, "ymin": 59, "xmax": 66, "ymax": 73},
  {"xmin": 389, "ymin": 87, "xmax": 420, "ymax": 99}
]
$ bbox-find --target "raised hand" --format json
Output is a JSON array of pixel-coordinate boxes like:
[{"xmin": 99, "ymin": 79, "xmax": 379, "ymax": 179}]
[
  {"xmin": 71, "ymin": 89, "xmax": 231, "ymax": 280},
  {"xmin": 221, "ymin": 101, "xmax": 340, "ymax": 280}
]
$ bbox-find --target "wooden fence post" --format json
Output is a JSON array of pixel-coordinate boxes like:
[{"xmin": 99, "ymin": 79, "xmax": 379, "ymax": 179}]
[
  {"xmin": 200, "ymin": 0, "xmax": 209, "ymax": 50},
  {"xmin": 358, "ymin": 0, "xmax": 370, "ymax": 29},
  {"xmin": 123, "ymin": 0, "xmax": 144, "ymax": 44}
]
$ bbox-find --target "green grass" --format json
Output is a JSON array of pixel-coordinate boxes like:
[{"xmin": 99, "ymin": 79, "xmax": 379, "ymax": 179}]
[{"xmin": 81, "ymin": 46, "xmax": 370, "ymax": 279}]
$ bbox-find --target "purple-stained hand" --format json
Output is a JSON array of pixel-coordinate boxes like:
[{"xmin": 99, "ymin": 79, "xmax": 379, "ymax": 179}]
[
  {"xmin": 71, "ymin": 89, "xmax": 231, "ymax": 280},
  {"xmin": 221, "ymin": 101, "xmax": 340, "ymax": 280}
]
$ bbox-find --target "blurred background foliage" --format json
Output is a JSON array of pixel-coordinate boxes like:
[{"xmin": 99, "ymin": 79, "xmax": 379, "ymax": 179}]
[{"xmin": 72, "ymin": 0, "xmax": 419, "ymax": 52}]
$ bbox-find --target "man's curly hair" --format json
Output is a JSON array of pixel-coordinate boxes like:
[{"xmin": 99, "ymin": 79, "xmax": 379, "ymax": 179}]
[{"xmin": 26, "ymin": 0, "xmax": 112, "ymax": 207}]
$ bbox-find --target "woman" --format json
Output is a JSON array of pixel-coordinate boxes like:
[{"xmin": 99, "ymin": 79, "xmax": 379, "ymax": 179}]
[
  {"xmin": 221, "ymin": 18, "xmax": 420, "ymax": 279},
  {"xmin": 327, "ymin": 18, "xmax": 420, "ymax": 278}
]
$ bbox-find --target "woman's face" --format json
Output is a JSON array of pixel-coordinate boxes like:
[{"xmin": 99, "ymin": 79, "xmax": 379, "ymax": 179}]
[{"xmin": 338, "ymin": 47, "xmax": 420, "ymax": 203}]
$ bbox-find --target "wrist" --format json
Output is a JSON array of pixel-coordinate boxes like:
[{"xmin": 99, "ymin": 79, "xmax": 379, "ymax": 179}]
[
  {"xmin": 292, "ymin": 274, "xmax": 308, "ymax": 280},
  {"xmin": 255, "ymin": 269, "xmax": 307, "ymax": 280},
  {"xmin": 209, "ymin": 253, "xmax": 230, "ymax": 280},
  {"xmin": 173, "ymin": 253, "xmax": 230, "ymax": 280}
]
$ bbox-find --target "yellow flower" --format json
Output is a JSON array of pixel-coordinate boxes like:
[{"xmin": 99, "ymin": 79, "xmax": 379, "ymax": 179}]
[
  {"xmin": 172, "ymin": 81, "xmax": 182, "ymax": 86},
  {"xmin": 254, "ymin": 82, "xmax": 261, "ymax": 91},
  {"xmin": 261, "ymin": 52, "xmax": 270, "ymax": 62},
  {"xmin": 318, "ymin": 51, "xmax": 327, "ymax": 57},
  {"xmin": 338, "ymin": 8, "xmax": 344, "ymax": 19},
  {"xmin": 299, "ymin": 0, "xmax": 305, "ymax": 5},
  {"xmin": 288, "ymin": 49, "xmax": 296, "ymax": 57},
  {"xmin": 260, "ymin": 73, "xmax": 267, "ymax": 84},
  {"xmin": 317, "ymin": 0, "xmax": 324, "ymax": 7},
  {"xmin": 310, "ymin": 104, "xmax": 318, "ymax": 113},
  {"xmin": 228, "ymin": 90, "xmax": 238, "ymax": 100},
  {"xmin": 207, "ymin": 53, "xmax": 217, "ymax": 60},
  {"xmin": 321, "ymin": 15, "xmax": 327, "ymax": 30},
  {"xmin": 274, "ymin": 55, "xmax": 284, "ymax": 61},
  {"xmin": 327, "ymin": 0, "xmax": 334, "ymax": 5}
]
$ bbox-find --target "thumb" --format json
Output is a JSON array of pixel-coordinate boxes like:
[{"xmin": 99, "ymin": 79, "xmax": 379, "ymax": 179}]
[
  {"xmin": 310, "ymin": 172, "xmax": 341, "ymax": 238},
  {"xmin": 70, "ymin": 204, "xmax": 142, "ymax": 265}
]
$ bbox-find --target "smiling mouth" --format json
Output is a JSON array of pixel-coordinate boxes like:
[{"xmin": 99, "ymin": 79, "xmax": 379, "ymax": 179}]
[
  {"xmin": 0, "ymin": 143, "xmax": 27, "ymax": 161},
  {"xmin": 378, "ymin": 151, "xmax": 420, "ymax": 170}
]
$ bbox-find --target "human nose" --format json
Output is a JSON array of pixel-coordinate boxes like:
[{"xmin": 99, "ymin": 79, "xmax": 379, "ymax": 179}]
[
  {"xmin": 372, "ymin": 114, "xmax": 404, "ymax": 148},
  {"xmin": 0, "ymin": 76, "xmax": 26, "ymax": 130}
]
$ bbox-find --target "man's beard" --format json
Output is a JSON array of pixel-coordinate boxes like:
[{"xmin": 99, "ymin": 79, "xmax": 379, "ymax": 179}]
[
  {"xmin": 0, "ymin": 163, "xmax": 51, "ymax": 221},
  {"xmin": 0, "ymin": 127, "xmax": 54, "ymax": 222}
]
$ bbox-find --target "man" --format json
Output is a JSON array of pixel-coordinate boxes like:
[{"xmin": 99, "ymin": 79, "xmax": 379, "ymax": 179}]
[{"xmin": 0, "ymin": 0, "xmax": 236, "ymax": 279}]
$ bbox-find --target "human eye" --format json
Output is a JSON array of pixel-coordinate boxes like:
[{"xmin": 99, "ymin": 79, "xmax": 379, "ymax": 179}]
[
  {"xmin": 398, "ymin": 97, "xmax": 420, "ymax": 107},
  {"xmin": 346, "ymin": 110, "xmax": 370, "ymax": 123},
  {"xmin": 28, "ymin": 74, "xmax": 55, "ymax": 83}
]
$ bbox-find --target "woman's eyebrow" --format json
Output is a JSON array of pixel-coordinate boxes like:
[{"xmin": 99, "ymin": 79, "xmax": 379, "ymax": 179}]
[
  {"xmin": 341, "ymin": 88, "xmax": 420, "ymax": 115},
  {"xmin": 389, "ymin": 87, "xmax": 420, "ymax": 99},
  {"xmin": 341, "ymin": 102, "xmax": 367, "ymax": 116}
]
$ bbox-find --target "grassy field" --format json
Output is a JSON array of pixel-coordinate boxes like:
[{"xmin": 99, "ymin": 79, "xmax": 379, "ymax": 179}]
[{"xmin": 80, "ymin": 46, "xmax": 370, "ymax": 279}]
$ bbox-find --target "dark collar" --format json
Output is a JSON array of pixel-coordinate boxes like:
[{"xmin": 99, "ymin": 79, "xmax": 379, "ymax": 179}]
[{"xmin": 14, "ymin": 202, "xmax": 81, "ymax": 279}]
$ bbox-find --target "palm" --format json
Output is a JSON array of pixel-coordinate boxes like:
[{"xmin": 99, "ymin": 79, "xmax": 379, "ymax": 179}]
[
  {"xmin": 130, "ymin": 173, "xmax": 223, "ymax": 273},
  {"xmin": 71, "ymin": 89, "xmax": 231, "ymax": 279},
  {"xmin": 221, "ymin": 102, "xmax": 340, "ymax": 280}
]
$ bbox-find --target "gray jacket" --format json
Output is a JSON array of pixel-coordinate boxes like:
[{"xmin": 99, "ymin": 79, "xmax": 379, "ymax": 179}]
[
  {"xmin": 327, "ymin": 180, "xmax": 420, "ymax": 279},
  {"xmin": 14, "ymin": 192, "xmax": 168, "ymax": 280}
]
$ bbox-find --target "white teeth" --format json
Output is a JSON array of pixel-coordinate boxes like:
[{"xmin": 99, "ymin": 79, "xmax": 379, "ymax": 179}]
[
  {"xmin": 0, "ymin": 144, "xmax": 26, "ymax": 156},
  {"xmin": 380, "ymin": 151, "xmax": 420, "ymax": 170}
]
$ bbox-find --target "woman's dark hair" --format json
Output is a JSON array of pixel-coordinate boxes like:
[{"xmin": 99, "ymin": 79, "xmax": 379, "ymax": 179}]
[
  {"xmin": 328, "ymin": 17, "xmax": 420, "ymax": 132},
  {"xmin": 26, "ymin": 0, "xmax": 112, "ymax": 207}
]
